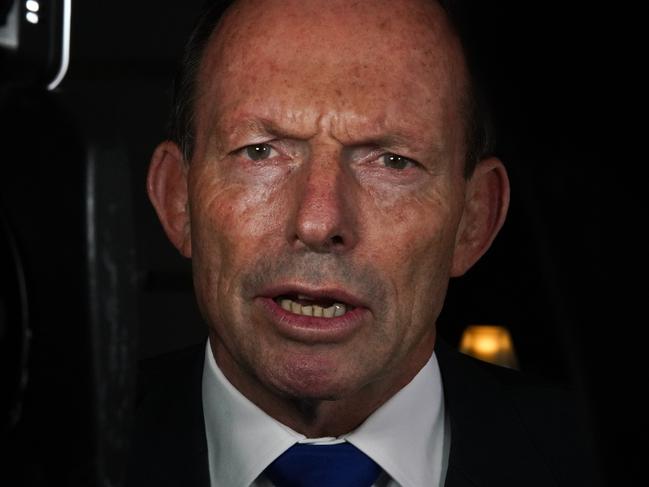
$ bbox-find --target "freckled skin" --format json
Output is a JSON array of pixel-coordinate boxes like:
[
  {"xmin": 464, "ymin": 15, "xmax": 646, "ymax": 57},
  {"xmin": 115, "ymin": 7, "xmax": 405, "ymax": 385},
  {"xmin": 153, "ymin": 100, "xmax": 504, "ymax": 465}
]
[{"xmin": 150, "ymin": 0, "xmax": 507, "ymax": 436}]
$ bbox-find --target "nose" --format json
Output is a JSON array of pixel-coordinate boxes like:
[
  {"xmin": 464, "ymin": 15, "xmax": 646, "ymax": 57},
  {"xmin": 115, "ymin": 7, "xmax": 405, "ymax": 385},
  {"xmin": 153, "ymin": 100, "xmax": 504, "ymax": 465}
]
[{"xmin": 290, "ymin": 152, "xmax": 359, "ymax": 253}]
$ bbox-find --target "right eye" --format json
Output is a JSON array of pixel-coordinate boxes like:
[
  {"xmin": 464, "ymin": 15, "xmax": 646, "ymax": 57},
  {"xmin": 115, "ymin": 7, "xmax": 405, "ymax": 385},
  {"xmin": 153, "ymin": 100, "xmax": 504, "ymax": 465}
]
[{"xmin": 241, "ymin": 143, "xmax": 278, "ymax": 161}]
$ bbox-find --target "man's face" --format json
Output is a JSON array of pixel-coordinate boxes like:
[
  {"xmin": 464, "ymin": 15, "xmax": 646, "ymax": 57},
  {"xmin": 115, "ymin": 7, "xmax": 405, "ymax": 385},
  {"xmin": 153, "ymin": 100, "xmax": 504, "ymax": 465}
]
[{"xmin": 182, "ymin": 0, "xmax": 473, "ymax": 400}]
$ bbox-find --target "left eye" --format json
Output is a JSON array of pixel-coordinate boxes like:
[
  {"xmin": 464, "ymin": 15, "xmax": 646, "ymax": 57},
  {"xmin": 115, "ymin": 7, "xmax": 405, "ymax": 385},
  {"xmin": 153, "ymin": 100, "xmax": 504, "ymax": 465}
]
[
  {"xmin": 242, "ymin": 143, "xmax": 277, "ymax": 161},
  {"xmin": 381, "ymin": 153, "xmax": 416, "ymax": 170}
]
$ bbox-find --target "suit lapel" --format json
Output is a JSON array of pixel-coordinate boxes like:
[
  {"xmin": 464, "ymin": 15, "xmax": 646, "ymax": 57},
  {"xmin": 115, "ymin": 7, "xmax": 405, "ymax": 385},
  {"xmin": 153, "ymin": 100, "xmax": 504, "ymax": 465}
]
[{"xmin": 435, "ymin": 341, "xmax": 559, "ymax": 487}]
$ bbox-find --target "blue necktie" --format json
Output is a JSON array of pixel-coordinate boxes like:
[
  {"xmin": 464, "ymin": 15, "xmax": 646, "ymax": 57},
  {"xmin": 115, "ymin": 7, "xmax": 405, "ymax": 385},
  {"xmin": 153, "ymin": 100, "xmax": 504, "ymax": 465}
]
[{"xmin": 264, "ymin": 442, "xmax": 382, "ymax": 487}]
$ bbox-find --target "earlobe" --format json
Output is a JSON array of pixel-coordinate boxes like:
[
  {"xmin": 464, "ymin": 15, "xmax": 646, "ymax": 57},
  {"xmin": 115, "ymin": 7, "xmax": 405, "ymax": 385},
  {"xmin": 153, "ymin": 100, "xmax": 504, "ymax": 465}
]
[
  {"xmin": 450, "ymin": 157, "xmax": 510, "ymax": 277},
  {"xmin": 147, "ymin": 141, "xmax": 192, "ymax": 257}
]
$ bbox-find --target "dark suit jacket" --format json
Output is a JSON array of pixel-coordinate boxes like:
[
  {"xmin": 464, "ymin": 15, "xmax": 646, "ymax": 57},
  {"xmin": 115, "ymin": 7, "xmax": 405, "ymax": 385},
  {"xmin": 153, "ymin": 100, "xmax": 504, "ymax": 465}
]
[{"xmin": 125, "ymin": 341, "xmax": 597, "ymax": 486}]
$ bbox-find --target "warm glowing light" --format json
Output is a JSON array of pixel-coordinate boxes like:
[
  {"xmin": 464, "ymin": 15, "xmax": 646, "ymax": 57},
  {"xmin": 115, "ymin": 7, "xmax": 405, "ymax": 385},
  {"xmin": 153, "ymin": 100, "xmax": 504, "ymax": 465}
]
[
  {"xmin": 459, "ymin": 325, "xmax": 518, "ymax": 369},
  {"xmin": 26, "ymin": 11, "xmax": 38, "ymax": 24},
  {"xmin": 26, "ymin": 1, "xmax": 40, "ymax": 13}
]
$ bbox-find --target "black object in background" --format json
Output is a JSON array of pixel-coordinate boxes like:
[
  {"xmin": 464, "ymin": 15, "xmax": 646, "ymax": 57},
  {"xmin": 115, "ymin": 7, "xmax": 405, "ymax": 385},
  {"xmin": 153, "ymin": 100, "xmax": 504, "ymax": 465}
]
[
  {"xmin": 1, "ymin": 1, "xmax": 195, "ymax": 484},
  {"xmin": 0, "ymin": 0, "xmax": 70, "ymax": 89},
  {"xmin": 0, "ymin": 0, "xmax": 141, "ymax": 478},
  {"xmin": 0, "ymin": 207, "xmax": 29, "ymax": 436},
  {"xmin": 0, "ymin": 85, "xmax": 140, "ymax": 485}
]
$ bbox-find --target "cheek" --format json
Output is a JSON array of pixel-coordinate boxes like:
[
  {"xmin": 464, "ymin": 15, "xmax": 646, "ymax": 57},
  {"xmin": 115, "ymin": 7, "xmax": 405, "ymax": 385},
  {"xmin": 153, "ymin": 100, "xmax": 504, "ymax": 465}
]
[
  {"xmin": 189, "ymin": 165, "xmax": 289, "ymax": 257},
  {"xmin": 362, "ymin": 179, "xmax": 462, "ymax": 264},
  {"xmin": 186, "ymin": 168, "xmax": 287, "ymax": 313},
  {"xmin": 360, "ymin": 182, "xmax": 463, "ymax": 317}
]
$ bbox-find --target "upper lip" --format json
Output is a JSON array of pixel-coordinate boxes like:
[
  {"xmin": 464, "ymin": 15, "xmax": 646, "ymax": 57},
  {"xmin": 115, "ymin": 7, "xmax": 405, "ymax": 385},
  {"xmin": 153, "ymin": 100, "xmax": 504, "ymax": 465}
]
[{"xmin": 258, "ymin": 283, "xmax": 368, "ymax": 309}]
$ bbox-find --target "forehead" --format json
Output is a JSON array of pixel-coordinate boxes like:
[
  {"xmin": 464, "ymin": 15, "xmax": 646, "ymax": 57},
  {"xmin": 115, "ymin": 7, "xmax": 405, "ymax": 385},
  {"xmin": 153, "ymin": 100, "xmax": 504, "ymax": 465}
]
[{"xmin": 195, "ymin": 0, "xmax": 467, "ymax": 147}]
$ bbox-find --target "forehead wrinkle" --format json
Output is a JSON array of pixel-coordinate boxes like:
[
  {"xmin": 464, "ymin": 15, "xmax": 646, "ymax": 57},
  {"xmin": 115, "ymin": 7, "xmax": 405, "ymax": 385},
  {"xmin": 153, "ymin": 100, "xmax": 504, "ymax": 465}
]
[
  {"xmin": 324, "ymin": 109, "xmax": 448, "ymax": 157},
  {"xmin": 219, "ymin": 111, "xmax": 323, "ymax": 144},
  {"xmin": 223, "ymin": 117, "xmax": 296, "ymax": 144}
]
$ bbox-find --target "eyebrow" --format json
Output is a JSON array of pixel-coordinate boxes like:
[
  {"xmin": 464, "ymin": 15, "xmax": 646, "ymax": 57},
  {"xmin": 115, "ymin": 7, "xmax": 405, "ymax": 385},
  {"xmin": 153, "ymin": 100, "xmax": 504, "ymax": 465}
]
[
  {"xmin": 225, "ymin": 117, "xmax": 313, "ymax": 142},
  {"xmin": 356, "ymin": 133, "xmax": 444, "ymax": 156},
  {"xmin": 223, "ymin": 116, "xmax": 446, "ymax": 157}
]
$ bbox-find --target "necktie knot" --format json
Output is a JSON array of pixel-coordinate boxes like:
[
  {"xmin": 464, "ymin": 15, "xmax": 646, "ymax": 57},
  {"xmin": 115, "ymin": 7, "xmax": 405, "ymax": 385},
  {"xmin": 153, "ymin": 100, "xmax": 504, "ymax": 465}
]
[{"xmin": 264, "ymin": 442, "xmax": 382, "ymax": 487}]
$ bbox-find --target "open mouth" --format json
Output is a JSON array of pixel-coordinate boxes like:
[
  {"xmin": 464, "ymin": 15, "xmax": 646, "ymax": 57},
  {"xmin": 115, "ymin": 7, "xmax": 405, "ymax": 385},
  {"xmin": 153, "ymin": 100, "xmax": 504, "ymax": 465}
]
[{"xmin": 273, "ymin": 294, "xmax": 355, "ymax": 318}]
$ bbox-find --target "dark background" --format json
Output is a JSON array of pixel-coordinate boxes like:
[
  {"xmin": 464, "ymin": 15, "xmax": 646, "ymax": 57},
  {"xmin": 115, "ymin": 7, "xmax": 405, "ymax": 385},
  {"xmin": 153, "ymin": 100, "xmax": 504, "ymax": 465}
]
[{"xmin": 1, "ymin": 1, "xmax": 642, "ymax": 485}]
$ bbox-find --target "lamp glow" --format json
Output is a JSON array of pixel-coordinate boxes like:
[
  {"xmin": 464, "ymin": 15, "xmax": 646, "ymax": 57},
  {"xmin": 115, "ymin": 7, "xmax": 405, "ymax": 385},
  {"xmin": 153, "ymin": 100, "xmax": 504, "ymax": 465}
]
[
  {"xmin": 26, "ymin": 1, "xmax": 40, "ymax": 13},
  {"xmin": 459, "ymin": 325, "xmax": 518, "ymax": 369},
  {"xmin": 25, "ymin": 11, "xmax": 38, "ymax": 24}
]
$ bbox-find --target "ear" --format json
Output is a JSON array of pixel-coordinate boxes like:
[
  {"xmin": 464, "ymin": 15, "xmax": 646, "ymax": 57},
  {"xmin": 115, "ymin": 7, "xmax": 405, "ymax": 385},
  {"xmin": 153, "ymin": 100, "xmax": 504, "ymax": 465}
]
[
  {"xmin": 450, "ymin": 157, "xmax": 510, "ymax": 277},
  {"xmin": 147, "ymin": 141, "xmax": 192, "ymax": 257}
]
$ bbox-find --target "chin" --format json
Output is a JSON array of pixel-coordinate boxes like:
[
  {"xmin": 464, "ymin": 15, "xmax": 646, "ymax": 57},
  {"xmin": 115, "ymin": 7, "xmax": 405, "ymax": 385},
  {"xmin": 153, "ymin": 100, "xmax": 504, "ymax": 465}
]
[{"xmin": 265, "ymin": 352, "xmax": 364, "ymax": 401}]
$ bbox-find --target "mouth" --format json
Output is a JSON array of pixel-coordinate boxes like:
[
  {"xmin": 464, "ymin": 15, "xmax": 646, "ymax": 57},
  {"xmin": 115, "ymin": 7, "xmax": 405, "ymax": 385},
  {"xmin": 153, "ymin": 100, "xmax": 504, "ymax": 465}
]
[
  {"xmin": 256, "ymin": 285, "xmax": 368, "ymax": 342},
  {"xmin": 258, "ymin": 284, "xmax": 367, "ymax": 320},
  {"xmin": 273, "ymin": 294, "xmax": 355, "ymax": 318}
]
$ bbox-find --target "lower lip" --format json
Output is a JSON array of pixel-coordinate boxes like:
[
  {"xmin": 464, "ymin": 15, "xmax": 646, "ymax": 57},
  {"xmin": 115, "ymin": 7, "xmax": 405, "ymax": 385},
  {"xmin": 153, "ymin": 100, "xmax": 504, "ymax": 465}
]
[{"xmin": 256, "ymin": 297, "xmax": 370, "ymax": 343}]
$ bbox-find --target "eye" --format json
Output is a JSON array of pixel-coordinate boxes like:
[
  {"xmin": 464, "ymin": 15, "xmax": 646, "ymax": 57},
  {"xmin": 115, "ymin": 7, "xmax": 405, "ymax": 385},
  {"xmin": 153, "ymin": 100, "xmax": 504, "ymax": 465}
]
[
  {"xmin": 381, "ymin": 153, "xmax": 417, "ymax": 170},
  {"xmin": 242, "ymin": 143, "xmax": 277, "ymax": 161}
]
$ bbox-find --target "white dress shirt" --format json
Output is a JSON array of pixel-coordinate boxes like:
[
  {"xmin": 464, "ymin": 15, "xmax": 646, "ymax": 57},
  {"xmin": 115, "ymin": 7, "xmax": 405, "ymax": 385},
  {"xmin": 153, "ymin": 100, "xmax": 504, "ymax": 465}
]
[{"xmin": 202, "ymin": 342, "xmax": 449, "ymax": 487}]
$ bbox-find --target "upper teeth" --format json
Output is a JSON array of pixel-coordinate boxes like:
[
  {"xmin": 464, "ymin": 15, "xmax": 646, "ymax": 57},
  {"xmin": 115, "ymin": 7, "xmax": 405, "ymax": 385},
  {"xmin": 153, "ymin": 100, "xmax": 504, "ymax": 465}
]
[{"xmin": 279, "ymin": 298, "xmax": 347, "ymax": 318}]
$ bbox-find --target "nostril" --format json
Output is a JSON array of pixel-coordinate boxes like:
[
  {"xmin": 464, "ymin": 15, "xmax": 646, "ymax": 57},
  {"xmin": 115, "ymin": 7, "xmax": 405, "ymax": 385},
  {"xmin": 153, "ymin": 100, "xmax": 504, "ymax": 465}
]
[{"xmin": 331, "ymin": 235, "xmax": 344, "ymax": 246}]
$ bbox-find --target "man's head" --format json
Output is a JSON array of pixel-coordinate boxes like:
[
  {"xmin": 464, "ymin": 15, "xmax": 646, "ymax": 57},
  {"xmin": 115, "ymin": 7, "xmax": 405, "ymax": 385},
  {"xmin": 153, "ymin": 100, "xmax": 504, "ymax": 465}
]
[{"xmin": 147, "ymin": 0, "xmax": 509, "ymax": 418}]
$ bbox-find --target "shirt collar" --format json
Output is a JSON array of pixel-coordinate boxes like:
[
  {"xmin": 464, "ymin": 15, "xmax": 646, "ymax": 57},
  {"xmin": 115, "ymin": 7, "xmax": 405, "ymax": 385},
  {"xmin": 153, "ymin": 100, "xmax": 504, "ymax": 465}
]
[
  {"xmin": 202, "ymin": 343, "xmax": 299, "ymax": 487},
  {"xmin": 202, "ymin": 341, "xmax": 446, "ymax": 487},
  {"xmin": 344, "ymin": 352, "xmax": 447, "ymax": 487}
]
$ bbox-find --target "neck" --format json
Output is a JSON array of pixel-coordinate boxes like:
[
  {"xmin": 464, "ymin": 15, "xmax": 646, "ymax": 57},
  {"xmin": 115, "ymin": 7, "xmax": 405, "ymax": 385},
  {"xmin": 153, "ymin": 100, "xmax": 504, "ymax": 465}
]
[{"xmin": 209, "ymin": 334, "xmax": 434, "ymax": 437}]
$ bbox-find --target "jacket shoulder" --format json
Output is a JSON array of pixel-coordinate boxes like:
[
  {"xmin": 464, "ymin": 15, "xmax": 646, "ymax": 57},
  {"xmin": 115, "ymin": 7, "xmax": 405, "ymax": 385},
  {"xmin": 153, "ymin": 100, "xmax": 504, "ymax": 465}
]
[
  {"xmin": 135, "ymin": 343, "xmax": 206, "ymax": 402},
  {"xmin": 436, "ymin": 342, "xmax": 599, "ymax": 486},
  {"xmin": 125, "ymin": 343, "xmax": 209, "ymax": 487}
]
